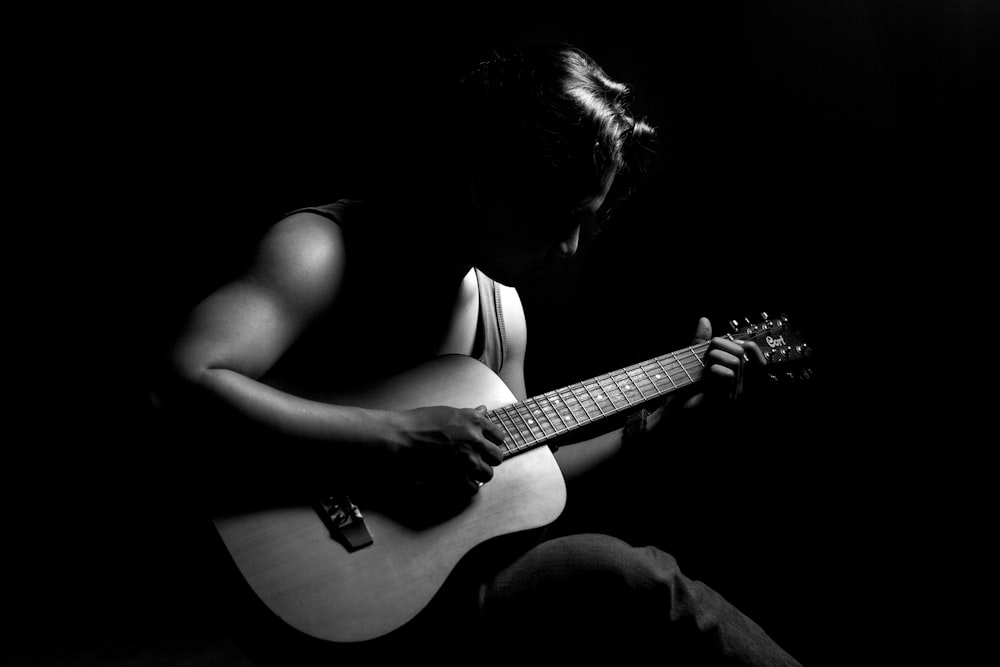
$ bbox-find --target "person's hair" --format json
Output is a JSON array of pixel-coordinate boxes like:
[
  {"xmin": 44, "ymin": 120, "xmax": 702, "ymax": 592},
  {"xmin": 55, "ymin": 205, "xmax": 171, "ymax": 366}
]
[{"xmin": 455, "ymin": 44, "xmax": 657, "ymax": 210}]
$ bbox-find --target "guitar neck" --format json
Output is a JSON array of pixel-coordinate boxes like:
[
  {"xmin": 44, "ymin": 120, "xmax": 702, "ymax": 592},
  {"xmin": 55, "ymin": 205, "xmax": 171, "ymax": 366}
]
[{"xmin": 488, "ymin": 339, "xmax": 723, "ymax": 459}]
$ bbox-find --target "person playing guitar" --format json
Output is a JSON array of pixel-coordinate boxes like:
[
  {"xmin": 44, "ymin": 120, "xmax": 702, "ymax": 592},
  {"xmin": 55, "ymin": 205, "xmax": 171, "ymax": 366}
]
[{"xmin": 158, "ymin": 45, "xmax": 803, "ymax": 665}]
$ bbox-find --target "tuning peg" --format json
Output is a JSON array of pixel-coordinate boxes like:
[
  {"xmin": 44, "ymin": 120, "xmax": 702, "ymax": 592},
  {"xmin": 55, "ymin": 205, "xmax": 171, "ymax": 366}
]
[
  {"xmin": 728, "ymin": 319, "xmax": 740, "ymax": 333},
  {"xmin": 759, "ymin": 312, "xmax": 769, "ymax": 322}
]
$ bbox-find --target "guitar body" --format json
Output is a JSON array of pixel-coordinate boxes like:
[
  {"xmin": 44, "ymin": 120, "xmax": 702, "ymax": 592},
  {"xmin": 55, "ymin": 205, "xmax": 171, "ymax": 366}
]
[
  {"xmin": 213, "ymin": 355, "xmax": 567, "ymax": 644},
  {"xmin": 211, "ymin": 315, "xmax": 810, "ymax": 646}
]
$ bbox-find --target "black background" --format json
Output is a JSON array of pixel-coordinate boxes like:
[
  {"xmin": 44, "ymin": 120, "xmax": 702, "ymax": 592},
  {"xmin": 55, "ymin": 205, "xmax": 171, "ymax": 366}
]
[{"xmin": 10, "ymin": 1, "xmax": 997, "ymax": 664}]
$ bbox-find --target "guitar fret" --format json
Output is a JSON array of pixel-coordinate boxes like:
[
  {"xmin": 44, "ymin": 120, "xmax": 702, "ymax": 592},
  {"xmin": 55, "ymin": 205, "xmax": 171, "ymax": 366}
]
[
  {"xmin": 541, "ymin": 394, "xmax": 570, "ymax": 434},
  {"xmin": 566, "ymin": 385, "xmax": 590, "ymax": 424},
  {"xmin": 579, "ymin": 381, "xmax": 608, "ymax": 416},
  {"xmin": 654, "ymin": 357, "xmax": 679, "ymax": 389},
  {"xmin": 571, "ymin": 386, "xmax": 590, "ymax": 418},
  {"xmin": 626, "ymin": 366, "xmax": 650, "ymax": 400},
  {"xmin": 500, "ymin": 408, "xmax": 530, "ymax": 451},
  {"xmin": 643, "ymin": 361, "xmax": 664, "ymax": 384},
  {"xmin": 655, "ymin": 362, "xmax": 675, "ymax": 391},
  {"xmin": 606, "ymin": 371, "xmax": 635, "ymax": 408},
  {"xmin": 608, "ymin": 373, "xmax": 630, "ymax": 409},
  {"xmin": 528, "ymin": 398, "xmax": 560, "ymax": 437},
  {"xmin": 503, "ymin": 406, "xmax": 531, "ymax": 449},
  {"xmin": 493, "ymin": 412, "xmax": 520, "ymax": 451},
  {"xmin": 553, "ymin": 389, "xmax": 573, "ymax": 429},
  {"xmin": 584, "ymin": 379, "xmax": 612, "ymax": 413},
  {"xmin": 639, "ymin": 364, "xmax": 658, "ymax": 390},
  {"xmin": 689, "ymin": 346, "xmax": 706, "ymax": 368},
  {"xmin": 502, "ymin": 405, "xmax": 534, "ymax": 447},
  {"xmin": 636, "ymin": 364, "xmax": 659, "ymax": 399},
  {"xmin": 554, "ymin": 388, "xmax": 580, "ymax": 427},
  {"xmin": 571, "ymin": 384, "xmax": 596, "ymax": 421},
  {"xmin": 594, "ymin": 376, "xmax": 619, "ymax": 411},
  {"xmin": 684, "ymin": 350, "xmax": 706, "ymax": 382},
  {"xmin": 497, "ymin": 437, "xmax": 516, "ymax": 456},
  {"xmin": 510, "ymin": 403, "xmax": 533, "ymax": 441},
  {"xmin": 512, "ymin": 402, "xmax": 543, "ymax": 441},
  {"xmin": 672, "ymin": 352, "xmax": 694, "ymax": 384}
]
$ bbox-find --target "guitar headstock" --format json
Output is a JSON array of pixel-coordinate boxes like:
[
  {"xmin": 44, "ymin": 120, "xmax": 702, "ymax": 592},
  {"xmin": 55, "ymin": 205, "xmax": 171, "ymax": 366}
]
[{"xmin": 728, "ymin": 313, "xmax": 815, "ymax": 385}]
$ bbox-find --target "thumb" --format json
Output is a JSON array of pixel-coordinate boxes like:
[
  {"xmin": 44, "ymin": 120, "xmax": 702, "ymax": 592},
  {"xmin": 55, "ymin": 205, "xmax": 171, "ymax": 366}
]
[{"xmin": 692, "ymin": 316, "xmax": 712, "ymax": 344}]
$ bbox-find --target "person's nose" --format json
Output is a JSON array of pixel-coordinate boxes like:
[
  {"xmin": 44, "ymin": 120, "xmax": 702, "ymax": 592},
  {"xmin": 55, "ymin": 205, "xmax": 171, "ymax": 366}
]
[{"xmin": 553, "ymin": 225, "xmax": 581, "ymax": 259}]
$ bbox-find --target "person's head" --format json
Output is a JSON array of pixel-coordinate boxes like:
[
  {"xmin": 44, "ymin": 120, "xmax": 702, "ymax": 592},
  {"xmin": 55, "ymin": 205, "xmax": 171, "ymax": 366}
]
[{"xmin": 442, "ymin": 44, "xmax": 657, "ymax": 286}]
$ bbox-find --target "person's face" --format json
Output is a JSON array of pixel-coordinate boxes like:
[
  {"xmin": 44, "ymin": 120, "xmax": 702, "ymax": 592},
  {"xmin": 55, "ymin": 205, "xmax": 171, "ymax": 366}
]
[{"xmin": 470, "ymin": 168, "xmax": 617, "ymax": 286}]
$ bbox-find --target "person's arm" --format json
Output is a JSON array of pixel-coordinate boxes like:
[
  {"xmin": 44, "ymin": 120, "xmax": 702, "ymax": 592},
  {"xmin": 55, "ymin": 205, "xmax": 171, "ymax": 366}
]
[
  {"xmin": 160, "ymin": 212, "xmax": 505, "ymax": 495},
  {"xmin": 496, "ymin": 296, "xmax": 757, "ymax": 485},
  {"xmin": 556, "ymin": 319, "xmax": 759, "ymax": 484},
  {"xmin": 166, "ymin": 213, "xmax": 385, "ymax": 445}
]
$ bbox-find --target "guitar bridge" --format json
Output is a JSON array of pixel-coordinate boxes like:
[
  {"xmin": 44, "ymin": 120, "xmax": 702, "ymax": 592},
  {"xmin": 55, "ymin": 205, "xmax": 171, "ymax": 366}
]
[{"xmin": 316, "ymin": 494, "xmax": 374, "ymax": 552}]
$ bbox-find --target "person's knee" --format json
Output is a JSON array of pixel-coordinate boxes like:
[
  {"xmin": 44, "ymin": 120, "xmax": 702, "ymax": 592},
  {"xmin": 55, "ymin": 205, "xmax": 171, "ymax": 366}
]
[
  {"xmin": 569, "ymin": 535, "xmax": 682, "ymax": 587},
  {"xmin": 580, "ymin": 537, "xmax": 720, "ymax": 631},
  {"xmin": 527, "ymin": 535, "xmax": 685, "ymax": 620}
]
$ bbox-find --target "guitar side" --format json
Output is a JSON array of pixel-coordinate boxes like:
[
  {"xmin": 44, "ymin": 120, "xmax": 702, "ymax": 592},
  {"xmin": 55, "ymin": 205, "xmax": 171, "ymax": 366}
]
[{"xmin": 213, "ymin": 355, "xmax": 567, "ymax": 644}]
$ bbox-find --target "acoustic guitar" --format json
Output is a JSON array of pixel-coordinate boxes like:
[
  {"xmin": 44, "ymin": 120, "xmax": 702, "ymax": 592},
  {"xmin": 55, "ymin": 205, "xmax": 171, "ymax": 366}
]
[{"xmin": 213, "ymin": 314, "xmax": 811, "ymax": 644}]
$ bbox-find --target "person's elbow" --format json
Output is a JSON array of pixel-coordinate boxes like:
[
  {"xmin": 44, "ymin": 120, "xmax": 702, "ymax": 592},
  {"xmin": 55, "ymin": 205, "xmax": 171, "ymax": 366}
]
[{"xmin": 151, "ymin": 344, "xmax": 223, "ymax": 414}]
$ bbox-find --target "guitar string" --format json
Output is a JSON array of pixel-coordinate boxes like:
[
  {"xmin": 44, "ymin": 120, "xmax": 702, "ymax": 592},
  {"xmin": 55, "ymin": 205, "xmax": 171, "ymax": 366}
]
[
  {"xmin": 500, "ymin": 352, "xmax": 703, "ymax": 442},
  {"xmin": 489, "ymin": 327, "xmax": 799, "ymax": 454},
  {"xmin": 490, "ymin": 345, "xmax": 712, "ymax": 453},
  {"xmin": 494, "ymin": 344, "xmax": 710, "ymax": 443}
]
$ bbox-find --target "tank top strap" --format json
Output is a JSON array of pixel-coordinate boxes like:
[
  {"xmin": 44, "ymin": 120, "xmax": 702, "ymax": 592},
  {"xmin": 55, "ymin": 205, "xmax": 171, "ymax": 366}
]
[
  {"xmin": 473, "ymin": 269, "xmax": 508, "ymax": 375},
  {"xmin": 284, "ymin": 199, "xmax": 357, "ymax": 224}
]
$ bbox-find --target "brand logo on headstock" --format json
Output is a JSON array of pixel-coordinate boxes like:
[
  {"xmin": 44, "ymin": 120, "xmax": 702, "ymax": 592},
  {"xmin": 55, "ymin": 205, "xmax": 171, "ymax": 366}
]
[{"xmin": 765, "ymin": 335, "xmax": 786, "ymax": 348}]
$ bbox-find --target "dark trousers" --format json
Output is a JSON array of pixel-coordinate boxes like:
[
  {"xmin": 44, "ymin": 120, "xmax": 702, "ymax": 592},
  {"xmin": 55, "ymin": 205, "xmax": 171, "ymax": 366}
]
[
  {"xmin": 469, "ymin": 531, "xmax": 803, "ymax": 665},
  {"xmin": 224, "ymin": 439, "xmax": 806, "ymax": 665},
  {"xmin": 402, "ymin": 430, "xmax": 806, "ymax": 666}
]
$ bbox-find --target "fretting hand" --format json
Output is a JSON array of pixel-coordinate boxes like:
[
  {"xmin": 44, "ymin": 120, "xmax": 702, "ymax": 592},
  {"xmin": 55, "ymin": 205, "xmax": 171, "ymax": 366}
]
[
  {"xmin": 647, "ymin": 317, "xmax": 766, "ymax": 430},
  {"xmin": 683, "ymin": 316, "xmax": 766, "ymax": 408}
]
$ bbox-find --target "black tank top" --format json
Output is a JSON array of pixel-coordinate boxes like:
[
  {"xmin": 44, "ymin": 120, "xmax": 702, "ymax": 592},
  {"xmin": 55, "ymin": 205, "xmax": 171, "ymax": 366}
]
[{"xmin": 285, "ymin": 199, "xmax": 508, "ymax": 377}]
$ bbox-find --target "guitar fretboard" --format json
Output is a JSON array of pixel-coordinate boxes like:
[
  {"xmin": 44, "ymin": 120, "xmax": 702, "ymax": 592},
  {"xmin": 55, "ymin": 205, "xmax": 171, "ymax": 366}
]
[{"xmin": 488, "ymin": 343, "xmax": 712, "ymax": 458}]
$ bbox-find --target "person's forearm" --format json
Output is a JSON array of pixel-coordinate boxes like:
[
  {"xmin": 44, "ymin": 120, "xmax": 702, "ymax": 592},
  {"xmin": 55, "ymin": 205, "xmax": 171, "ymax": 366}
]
[
  {"xmin": 553, "ymin": 427, "xmax": 625, "ymax": 485},
  {"xmin": 552, "ymin": 402, "xmax": 668, "ymax": 485},
  {"xmin": 169, "ymin": 367, "xmax": 402, "ymax": 457}
]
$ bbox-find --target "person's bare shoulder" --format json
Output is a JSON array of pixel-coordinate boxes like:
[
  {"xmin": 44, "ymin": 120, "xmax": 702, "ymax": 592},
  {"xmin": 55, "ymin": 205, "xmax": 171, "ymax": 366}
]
[
  {"xmin": 251, "ymin": 211, "xmax": 348, "ymax": 316},
  {"xmin": 167, "ymin": 212, "xmax": 348, "ymax": 383}
]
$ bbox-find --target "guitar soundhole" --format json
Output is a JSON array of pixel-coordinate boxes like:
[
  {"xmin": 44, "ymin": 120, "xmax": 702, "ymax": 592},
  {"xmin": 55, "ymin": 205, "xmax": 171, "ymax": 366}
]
[{"xmin": 360, "ymin": 483, "xmax": 478, "ymax": 530}]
